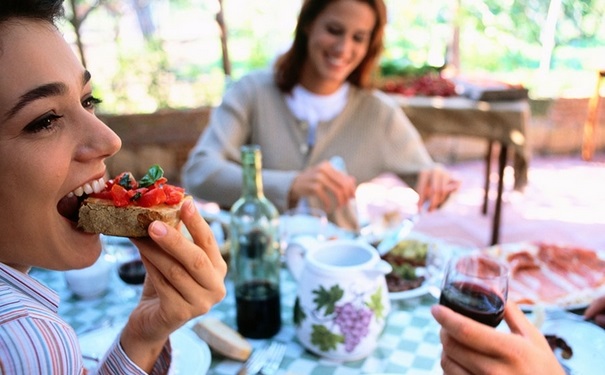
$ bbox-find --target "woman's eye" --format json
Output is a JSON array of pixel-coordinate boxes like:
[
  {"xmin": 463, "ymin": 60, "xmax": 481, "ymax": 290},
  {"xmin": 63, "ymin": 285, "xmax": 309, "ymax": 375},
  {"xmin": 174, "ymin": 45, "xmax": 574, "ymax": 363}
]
[
  {"xmin": 23, "ymin": 113, "xmax": 64, "ymax": 134},
  {"xmin": 327, "ymin": 25, "xmax": 343, "ymax": 36},
  {"xmin": 354, "ymin": 33, "xmax": 368, "ymax": 43},
  {"xmin": 82, "ymin": 95, "xmax": 102, "ymax": 110}
]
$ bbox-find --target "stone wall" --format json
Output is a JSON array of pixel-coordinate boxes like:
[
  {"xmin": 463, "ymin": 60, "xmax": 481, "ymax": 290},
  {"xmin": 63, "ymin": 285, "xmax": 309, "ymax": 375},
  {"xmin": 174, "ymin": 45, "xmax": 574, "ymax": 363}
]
[
  {"xmin": 98, "ymin": 107, "xmax": 210, "ymax": 185},
  {"xmin": 98, "ymin": 98, "xmax": 604, "ymax": 186}
]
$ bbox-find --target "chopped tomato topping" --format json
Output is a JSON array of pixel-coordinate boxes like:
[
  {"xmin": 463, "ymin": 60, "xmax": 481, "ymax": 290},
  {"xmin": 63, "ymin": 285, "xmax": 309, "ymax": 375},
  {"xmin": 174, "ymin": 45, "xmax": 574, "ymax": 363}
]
[
  {"xmin": 164, "ymin": 185, "xmax": 185, "ymax": 205},
  {"xmin": 137, "ymin": 187, "xmax": 167, "ymax": 207},
  {"xmin": 110, "ymin": 184, "xmax": 132, "ymax": 207},
  {"xmin": 91, "ymin": 166, "xmax": 185, "ymax": 207}
]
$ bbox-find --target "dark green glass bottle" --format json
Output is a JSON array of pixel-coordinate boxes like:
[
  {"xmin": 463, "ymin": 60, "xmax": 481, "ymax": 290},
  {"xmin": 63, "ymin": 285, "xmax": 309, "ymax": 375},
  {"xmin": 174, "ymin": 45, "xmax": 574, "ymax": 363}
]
[{"xmin": 230, "ymin": 145, "xmax": 281, "ymax": 338}]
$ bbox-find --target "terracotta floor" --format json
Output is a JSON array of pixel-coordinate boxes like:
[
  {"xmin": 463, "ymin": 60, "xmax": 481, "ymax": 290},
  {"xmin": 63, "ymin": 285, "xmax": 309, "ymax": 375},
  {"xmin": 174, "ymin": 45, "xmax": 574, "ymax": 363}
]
[{"xmin": 412, "ymin": 151, "xmax": 605, "ymax": 251}]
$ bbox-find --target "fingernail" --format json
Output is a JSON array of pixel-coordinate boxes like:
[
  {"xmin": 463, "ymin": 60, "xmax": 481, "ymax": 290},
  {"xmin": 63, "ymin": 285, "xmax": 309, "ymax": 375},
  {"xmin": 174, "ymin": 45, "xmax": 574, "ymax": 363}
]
[
  {"xmin": 185, "ymin": 199, "xmax": 195, "ymax": 214},
  {"xmin": 150, "ymin": 221, "xmax": 167, "ymax": 237}
]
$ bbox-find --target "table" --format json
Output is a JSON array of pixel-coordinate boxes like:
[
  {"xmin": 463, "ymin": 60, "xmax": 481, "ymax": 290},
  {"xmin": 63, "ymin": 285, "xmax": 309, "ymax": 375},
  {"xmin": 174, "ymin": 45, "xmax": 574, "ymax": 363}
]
[
  {"xmin": 394, "ymin": 96, "xmax": 531, "ymax": 245},
  {"xmin": 31, "ymin": 250, "xmax": 444, "ymax": 375}
]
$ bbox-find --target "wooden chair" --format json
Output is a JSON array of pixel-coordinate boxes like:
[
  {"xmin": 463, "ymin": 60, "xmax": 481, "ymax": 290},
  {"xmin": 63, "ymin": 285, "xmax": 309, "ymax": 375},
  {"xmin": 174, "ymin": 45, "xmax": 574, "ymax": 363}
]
[{"xmin": 582, "ymin": 70, "xmax": 605, "ymax": 161}]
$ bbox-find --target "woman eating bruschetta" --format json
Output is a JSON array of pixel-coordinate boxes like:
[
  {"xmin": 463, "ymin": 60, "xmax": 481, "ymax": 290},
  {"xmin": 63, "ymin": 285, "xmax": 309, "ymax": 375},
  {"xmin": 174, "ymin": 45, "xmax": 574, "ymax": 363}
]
[{"xmin": 0, "ymin": 1, "xmax": 227, "ymax": 373}]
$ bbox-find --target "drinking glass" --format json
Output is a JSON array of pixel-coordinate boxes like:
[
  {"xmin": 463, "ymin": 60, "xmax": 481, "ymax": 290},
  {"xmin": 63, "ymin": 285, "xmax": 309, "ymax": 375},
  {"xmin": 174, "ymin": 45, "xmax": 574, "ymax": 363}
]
[
  {"xmin": 279, "ymin": 205, "xmax": 328, "ymax": 253},
  {"xmin": 102, "ymin": 235, "xmax": 146, "ymax": 301},
  {"xmin": 427, "ymin": 237, "xmax": 479, "ymax": 299},
  {"xmin": 439, "ymin": 253, "xmax": 508, "ymax": 327}
]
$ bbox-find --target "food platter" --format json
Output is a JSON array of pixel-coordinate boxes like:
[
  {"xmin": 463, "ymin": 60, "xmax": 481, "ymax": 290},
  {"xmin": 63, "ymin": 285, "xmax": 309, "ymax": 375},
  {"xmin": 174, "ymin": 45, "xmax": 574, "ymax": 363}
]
[
  {"xmin": 379, "ymin": 233, "xmax": 480, "ymax": 301},
  {"xmin": 540, "ymin": 316, "xmax": 605, "ymax": 374},
  {"xmin": 486, "ymin": 242, "xmax": 605, "ymax": 311},
  {"xmin": 499, "ymin": 310, "xmax": 605, "ymax": 374},
  {"xmin": 388, "ymin": 278, "xmax": 431, "ymax": 300}
]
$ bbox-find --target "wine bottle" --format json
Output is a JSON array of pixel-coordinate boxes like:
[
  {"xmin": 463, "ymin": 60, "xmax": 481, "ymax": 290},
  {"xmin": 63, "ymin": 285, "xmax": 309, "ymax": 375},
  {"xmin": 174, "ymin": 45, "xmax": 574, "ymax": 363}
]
[{"xmin": 230, "ymin": 144, "xmax": 282, "ymax": 338}]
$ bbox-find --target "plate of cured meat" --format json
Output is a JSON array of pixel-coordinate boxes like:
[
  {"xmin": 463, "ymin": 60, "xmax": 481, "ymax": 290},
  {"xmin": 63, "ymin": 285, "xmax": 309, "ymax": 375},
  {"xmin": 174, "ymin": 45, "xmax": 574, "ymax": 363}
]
[{"xmin": 486, "ymin": 242, "xmax": 605, "ymax": 310}]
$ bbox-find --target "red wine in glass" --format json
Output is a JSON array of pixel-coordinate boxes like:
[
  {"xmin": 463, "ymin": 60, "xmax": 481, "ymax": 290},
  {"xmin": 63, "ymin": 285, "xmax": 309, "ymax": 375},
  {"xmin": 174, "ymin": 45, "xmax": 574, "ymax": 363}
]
[
  {"xmin": 440, "ymin": 281, "xmax": 505, "ymax": 327},
  {"xmin": 439, "ymin": 254, "xmax": 508, "ymax": 327},
  {"xmin": 118, "ymin": 259, "xmax": 146, "ymax": 285}
]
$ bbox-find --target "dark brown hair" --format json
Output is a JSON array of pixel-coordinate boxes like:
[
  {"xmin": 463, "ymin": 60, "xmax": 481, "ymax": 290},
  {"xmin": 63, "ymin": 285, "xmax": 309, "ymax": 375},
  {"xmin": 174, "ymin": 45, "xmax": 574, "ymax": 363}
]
[
  {"xmin": 274, "ymin": 0, "xmax": 387, "ymax": 93},
  {"xmin": 0, "ymin": 0, "xmax": 64, "ymax": 25},
  {"xmin": 0, "ymin": 0, "xmax": 64, "ymax": 55}
]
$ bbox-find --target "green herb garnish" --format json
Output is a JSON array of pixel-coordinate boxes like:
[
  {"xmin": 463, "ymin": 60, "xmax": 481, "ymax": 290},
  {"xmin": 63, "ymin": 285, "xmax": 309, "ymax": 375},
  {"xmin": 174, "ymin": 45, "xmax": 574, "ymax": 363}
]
[{"xmin": 138, "ymin": 164, "xmax": 164, "ymax": 187}]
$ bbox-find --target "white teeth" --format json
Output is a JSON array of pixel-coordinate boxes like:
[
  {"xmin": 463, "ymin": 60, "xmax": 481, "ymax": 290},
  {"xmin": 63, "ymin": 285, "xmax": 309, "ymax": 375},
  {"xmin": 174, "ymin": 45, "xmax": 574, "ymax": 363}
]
[
  {"xmin": 92, "ymin": 178, "xmax": 104, "ymax": 193},
  {"xmin": 69, "ymin": 177, "xmax": 106, "ymax": 198},
  {"xmin": 327, "ymin": 56, "xmax": 345, "ymax": 67},
  {"xmin": 74, "ymin": 186, "xmax": 84, "ymax": 197}
]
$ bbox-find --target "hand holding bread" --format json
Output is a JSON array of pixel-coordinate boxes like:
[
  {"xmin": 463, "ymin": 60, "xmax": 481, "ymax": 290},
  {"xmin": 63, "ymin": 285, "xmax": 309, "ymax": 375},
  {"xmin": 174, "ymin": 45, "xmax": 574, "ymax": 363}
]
[
  {"xmin": 119, "ymin": 196, "xmax": 228, "ymax": 371},
  {"xmin": 78, "ymin": 165, "xmax": 228, "ymax": 371}
]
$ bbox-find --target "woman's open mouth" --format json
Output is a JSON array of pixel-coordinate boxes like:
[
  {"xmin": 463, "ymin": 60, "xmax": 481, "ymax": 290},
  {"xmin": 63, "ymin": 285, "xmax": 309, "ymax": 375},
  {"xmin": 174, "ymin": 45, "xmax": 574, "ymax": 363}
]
[{"xmin": 57, "ymin": 177, "xmax": 106, "ymax": 222}]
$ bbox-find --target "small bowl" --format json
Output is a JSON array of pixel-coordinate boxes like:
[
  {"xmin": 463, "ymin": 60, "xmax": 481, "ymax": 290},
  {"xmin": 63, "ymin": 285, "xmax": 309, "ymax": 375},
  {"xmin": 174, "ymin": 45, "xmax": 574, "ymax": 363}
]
[{"xmin": 64, "ymin": 256, "xmax": 112, "ymax": 299}]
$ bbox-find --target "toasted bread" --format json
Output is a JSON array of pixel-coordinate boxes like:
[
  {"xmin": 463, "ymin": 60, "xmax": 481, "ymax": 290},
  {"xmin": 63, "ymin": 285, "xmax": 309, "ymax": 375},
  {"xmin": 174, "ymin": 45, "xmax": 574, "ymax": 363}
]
[
  {"xmin": 192, "ymin": 317, "xmax": 252, "ymax": 361},
  {"xmin": 77, "ymin": 195, "xmax": 190, "ymax": 237}
]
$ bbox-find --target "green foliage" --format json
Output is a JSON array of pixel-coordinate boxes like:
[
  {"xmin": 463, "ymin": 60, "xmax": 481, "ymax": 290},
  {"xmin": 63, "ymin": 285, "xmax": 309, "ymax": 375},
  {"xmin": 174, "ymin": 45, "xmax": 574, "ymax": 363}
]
[
  {"xmin": 293, "ymin": 297, "xmax": 306, "ymax": 326},
  {"xmin": 366, "ymin": 286, "xmax": 386, "ymax": 320},
  {"xmin": 62, "ymin": 0, "xmax": 605, "ymax": 113},
  {"xmin": 312, "ymin": 285, "xmax": 344, "ymax": 316},
  {"xmin": 310, "ymin": 324, "xmax": 344, "ymax": 352}
]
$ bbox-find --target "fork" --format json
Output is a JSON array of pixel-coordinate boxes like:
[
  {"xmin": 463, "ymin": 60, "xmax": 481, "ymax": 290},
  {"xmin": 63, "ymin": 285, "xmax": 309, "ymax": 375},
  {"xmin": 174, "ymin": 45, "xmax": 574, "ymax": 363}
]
[
  {"xmin": 260, "ymin": 341, "xmax": 286, "ymax": 375},
  {"xmin": 237, "ymin": 347, "xmax": 269, "ymax": 375}
]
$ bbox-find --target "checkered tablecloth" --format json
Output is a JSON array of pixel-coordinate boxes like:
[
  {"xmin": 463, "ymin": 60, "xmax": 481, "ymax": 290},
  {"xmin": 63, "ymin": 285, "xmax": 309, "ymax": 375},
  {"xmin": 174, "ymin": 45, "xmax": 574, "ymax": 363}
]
[{"xmin": 32, "ymin": 262, "xmax": 443, "ymax": 375}]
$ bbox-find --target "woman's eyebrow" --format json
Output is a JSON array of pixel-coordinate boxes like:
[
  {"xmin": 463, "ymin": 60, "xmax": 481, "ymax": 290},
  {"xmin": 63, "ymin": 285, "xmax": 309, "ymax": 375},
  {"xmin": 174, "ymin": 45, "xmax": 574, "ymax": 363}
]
[
  {"xmin": 3, "ymin": 70, "xmax": 91, "ymax": 122},
  {"xmin": 4, "ymin": 82, "xmax": 67, "ymax": 121}
]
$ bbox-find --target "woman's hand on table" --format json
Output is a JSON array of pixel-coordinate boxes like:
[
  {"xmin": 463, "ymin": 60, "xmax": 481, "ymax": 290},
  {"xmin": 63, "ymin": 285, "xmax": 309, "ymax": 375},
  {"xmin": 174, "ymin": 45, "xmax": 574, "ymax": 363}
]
[
  {"xmin": 431, "ymin": 301, "xmax": 565, "ymax": 375},
  {"xmin": 584, "ymin": 295, "xmax": 605, "ymax": 328},
  {"xmin": 289, "ymin": 161, "xmax": 356, "ymax": 214},
  {"xmin": 415, "ymin": 166, "xmax": 460, "ymax": 211},
  {"xmin": 120, "ymin": 199, "xmax": 228, "ymax": 372}
]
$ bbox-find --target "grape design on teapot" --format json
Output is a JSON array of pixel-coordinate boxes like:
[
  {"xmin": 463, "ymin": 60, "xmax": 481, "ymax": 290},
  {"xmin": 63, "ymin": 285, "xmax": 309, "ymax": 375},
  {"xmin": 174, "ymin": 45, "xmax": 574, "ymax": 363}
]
[{"xmin": 294, "ymin": 284, "xmax": 387, "ymax": 353}]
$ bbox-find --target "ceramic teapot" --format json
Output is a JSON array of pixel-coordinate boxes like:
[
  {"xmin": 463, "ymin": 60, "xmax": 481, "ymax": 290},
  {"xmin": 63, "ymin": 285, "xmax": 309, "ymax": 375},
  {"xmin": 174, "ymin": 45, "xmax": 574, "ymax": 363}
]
[{"xmin": 286, "ymin": 238, "xmax": 392, "ymax": 361}]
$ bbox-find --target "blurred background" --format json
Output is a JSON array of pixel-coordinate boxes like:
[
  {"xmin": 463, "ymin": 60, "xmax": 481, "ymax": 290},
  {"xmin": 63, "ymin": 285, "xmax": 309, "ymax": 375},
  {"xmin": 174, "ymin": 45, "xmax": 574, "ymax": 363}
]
[{"xmin": 60, "ymin": 0, "xmax": 605, "ymax": 114}]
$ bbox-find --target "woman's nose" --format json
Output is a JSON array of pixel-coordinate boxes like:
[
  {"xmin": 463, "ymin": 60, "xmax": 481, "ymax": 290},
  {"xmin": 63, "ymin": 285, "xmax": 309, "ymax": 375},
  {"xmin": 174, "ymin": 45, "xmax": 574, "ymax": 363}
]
[{"xmin": 77, "ymin": 113, "xmax": 122, "ymax": 161}]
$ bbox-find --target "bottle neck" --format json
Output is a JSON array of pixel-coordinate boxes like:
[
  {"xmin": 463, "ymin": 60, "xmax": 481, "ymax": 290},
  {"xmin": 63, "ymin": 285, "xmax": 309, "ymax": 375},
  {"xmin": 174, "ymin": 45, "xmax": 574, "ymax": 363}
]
[{"xmin": 241, "ymin": 146, "xmax": 264, "ymax": 199}]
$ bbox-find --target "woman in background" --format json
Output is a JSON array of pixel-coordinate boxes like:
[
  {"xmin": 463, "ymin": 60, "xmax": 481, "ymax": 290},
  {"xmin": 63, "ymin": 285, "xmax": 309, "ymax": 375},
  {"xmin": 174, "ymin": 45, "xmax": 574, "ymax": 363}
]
[
  {"xmin": 183, "ymin": 0, "xmax": 459, "ymax": 226},
  {"xmin": 0, "ymin": 1, "xmax": 226, "ymax": 373}
]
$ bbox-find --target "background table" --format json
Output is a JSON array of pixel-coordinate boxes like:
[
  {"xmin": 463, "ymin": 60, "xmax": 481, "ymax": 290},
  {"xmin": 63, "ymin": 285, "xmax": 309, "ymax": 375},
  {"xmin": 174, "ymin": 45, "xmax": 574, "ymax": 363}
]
[
  {"xmin": 31, "ymin": 256, "xmax": 444, "ymax": 375},
  {"xmin": 394, "ymin": 96, "xmax": 531, "ymax": 245}
]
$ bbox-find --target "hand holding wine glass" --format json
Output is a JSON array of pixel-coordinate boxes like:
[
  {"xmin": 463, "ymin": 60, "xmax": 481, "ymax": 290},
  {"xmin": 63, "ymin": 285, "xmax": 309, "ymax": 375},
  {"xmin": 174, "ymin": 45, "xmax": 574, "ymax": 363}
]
[{"xmin": 439, "ymin": 253, "xmax": 508, "ymax": 327}]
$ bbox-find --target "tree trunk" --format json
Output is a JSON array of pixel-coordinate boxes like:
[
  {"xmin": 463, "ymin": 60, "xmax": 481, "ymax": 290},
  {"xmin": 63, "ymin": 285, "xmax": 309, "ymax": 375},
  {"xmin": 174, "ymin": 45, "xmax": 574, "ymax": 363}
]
[
  {"xmin": 539, "ymin": 0, "xmax": 562, "ymax": 73},
  {"xmin": 67, "ymin": 0, "xmax": 87, "ymax": 68},
  {"xmin": 216, "ymin": 0, "xmax": 232, "ymax": 78}
]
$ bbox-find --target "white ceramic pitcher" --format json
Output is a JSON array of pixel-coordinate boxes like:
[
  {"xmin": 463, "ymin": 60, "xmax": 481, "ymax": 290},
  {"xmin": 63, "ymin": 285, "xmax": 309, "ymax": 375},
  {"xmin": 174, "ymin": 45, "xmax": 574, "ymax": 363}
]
[{"xmin": 286, "ymin": 238, "xmax": 392, "ymax": 361}]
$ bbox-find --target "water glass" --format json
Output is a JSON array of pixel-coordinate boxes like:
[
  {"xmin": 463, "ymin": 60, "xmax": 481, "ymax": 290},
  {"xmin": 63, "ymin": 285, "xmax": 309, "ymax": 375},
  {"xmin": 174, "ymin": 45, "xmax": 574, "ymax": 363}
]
[{"xmin": 280, "ymin": 205, "xmax": 328, "ymax": 253}]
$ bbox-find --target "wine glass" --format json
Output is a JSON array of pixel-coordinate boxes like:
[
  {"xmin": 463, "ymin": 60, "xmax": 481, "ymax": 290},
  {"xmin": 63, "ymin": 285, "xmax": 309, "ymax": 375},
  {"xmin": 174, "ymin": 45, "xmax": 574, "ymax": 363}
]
[
  {"xmin": 102, "ymin": 235, "xmax": 146, "ymax": 300},
  {"xmin": 439, "ymin": 253, "xmax": 509, "ymax": 327},
  {"xmin": 427, "ymin": 237, "xmax": 479, "ymax": 299}
]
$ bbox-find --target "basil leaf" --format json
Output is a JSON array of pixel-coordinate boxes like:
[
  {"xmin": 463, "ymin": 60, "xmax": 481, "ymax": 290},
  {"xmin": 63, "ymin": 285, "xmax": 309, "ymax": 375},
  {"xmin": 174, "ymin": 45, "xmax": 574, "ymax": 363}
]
[
  {"xmin": 118, "ymin": 172, "xmax": 136, "ymax": 189},
  {"xmin": 138, "ymin": 164, "xmax": 164, "ymax": 187}
]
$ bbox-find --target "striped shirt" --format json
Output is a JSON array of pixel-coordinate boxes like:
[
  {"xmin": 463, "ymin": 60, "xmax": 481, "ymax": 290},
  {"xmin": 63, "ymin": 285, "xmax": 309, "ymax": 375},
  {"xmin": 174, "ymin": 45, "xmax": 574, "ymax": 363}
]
[{"xmin": 0, "ymin": 263, "xmax": 171, "ymax": 374}]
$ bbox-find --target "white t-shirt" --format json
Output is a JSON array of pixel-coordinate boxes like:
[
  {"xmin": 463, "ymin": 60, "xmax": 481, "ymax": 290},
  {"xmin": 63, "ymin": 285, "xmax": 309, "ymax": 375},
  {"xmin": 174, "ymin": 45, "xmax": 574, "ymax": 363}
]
[{"xmin": 285, "ymin": 83, "xmax": 350, "ymax": 146}]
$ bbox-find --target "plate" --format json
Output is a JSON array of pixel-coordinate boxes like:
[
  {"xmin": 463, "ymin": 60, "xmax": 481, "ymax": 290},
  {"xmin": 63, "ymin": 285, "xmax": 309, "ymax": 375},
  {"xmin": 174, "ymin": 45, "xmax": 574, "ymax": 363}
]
[
  {"xmin": 486, "ymin": 242, "xmax": 605, "ymax": 311},
  {"xmin": 389, "ymin": 281, "xmax": 431, "ymax": 300},
  {"xmin": 541, "ymin": 317, "xmax": 605, "ymax": 374},
  {"xmin": 79, "ymin": 323, "xmax": 211, "ymax": 374}
]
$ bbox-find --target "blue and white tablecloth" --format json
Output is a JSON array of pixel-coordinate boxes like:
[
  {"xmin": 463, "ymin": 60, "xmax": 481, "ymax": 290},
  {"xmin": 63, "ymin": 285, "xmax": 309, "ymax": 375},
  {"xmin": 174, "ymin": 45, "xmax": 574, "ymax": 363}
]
[{"xmin": 32, "ymin": 260, "xmax": 443, "ymax": 375}]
